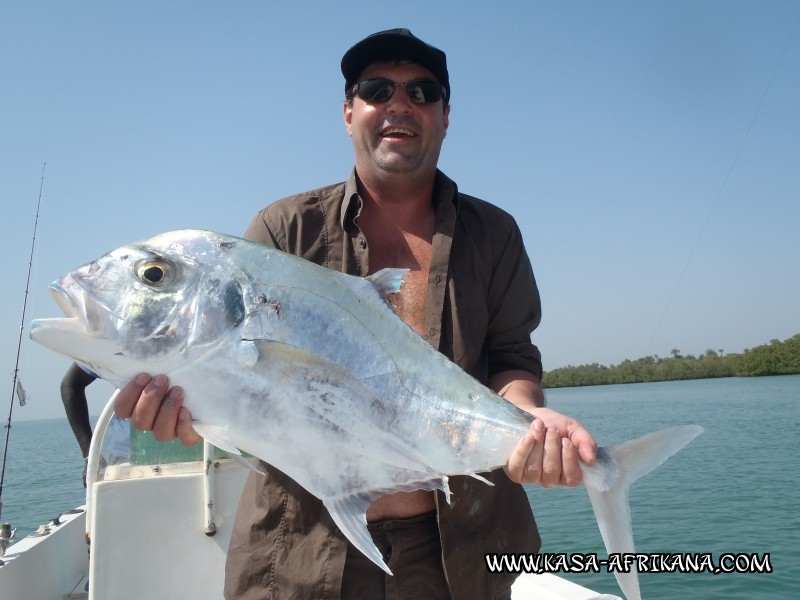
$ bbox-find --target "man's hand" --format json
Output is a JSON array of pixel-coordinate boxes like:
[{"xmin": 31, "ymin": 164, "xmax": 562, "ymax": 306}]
[
  {"xmin": 490, "ymin": 369, "xmax": 597, "ymax": 488},
  {"xmin": 114, "ymin": 373, "xmax": 201, "ymax": 446},
  {"xmin": 505, "ymin": 407, "xmax": 597, "ymax": 487}
]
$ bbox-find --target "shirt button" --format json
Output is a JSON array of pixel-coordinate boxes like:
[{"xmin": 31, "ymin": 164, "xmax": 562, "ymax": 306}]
[
  {"xmin": 359, "ymin": 239, "xmax": 367, "ymax": 249},
  {"xmin": 428, "ymin": 328, "xmax": 437, "ymax": 338},
  {"xmin": 434, "ymin": 274, "xmax": 441, "ymax": 285},
  {"xmin": 381, "ymin": 522, "xmax": 394, "ymax": 532}
]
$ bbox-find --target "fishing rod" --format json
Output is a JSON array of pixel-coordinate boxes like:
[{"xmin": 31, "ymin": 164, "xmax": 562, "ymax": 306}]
[{"xmin": 0, "ymin": 163, "xmax": 46, "ymax": 523}]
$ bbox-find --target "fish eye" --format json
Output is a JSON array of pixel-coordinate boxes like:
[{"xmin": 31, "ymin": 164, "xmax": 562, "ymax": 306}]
[{"xmin": 135, "ymin": 259, "xmax": 175, "ymax": 288}]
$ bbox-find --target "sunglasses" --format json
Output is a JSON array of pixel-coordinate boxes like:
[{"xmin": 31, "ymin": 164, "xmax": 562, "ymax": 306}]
[{"xmin": 350, "ymin": 78, "xmax": 447, "ymax": 105}]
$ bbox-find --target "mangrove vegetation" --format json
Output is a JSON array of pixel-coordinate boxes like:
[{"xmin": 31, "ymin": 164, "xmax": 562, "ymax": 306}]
[{"xmin": 542, "ymin": 333, "xmax": 800, "ymax": 388}]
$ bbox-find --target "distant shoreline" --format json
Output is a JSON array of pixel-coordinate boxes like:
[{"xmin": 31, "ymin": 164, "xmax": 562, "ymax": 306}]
[
  {"xmin": 11, "ymin": 335, "xmax": 799, "ymax": 421},
  {"xmin": 543, "ymin": 333, "xmax": 800, "ymax": 388}
]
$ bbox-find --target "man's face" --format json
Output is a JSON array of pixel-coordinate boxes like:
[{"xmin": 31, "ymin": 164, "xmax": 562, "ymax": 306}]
[{"xmin": 344, "ymin": 61, "xmax": 450, "ymax": 180}]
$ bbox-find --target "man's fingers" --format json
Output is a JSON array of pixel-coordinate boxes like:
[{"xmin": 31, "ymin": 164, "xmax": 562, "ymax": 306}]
[
  {"xmin": 129, "ymin": 374, "xmax": 170, "ymax": 432},
  {"xmin": 176, "ymin": 407, "xmax": 203, "ymax": 446},
  {"xmin": 506, "ymin": 432, "xmax": 535, "ymax": 483},
  {"xmin": 114, "ymin": 373, "xmax": 153, "ymax": 419},
  {"xmin": 152, "ymin": 385, "xmax": 184, "ymax": 441},
  {"xmin": 113, "ymin": 372, "xmax": 199, "ymax": 447},
  {"xmin": 521, "ymin": 419, "xmax": 546, "ymax": 484},
  {"xmin": 539, "ymin": 427, "xmax": 562, "ymax": 488},
  {"xmin": 560, "ymin": 438, "xmax": 582, "ymax": 487},
  {"xmin": 577, "ymin": 437, "xmax": 598, "ymax": 466}
]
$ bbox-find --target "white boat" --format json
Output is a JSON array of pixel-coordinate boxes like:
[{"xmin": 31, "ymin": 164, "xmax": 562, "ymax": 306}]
[{"xmin": 0, "ymin": 393, "xmax": 619, "ymax": 600}]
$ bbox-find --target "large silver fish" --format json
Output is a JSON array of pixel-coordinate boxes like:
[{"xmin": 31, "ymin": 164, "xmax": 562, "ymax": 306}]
[{"xmin": 30, "ymin": 229, "xmax": 701, "ymax": 600}]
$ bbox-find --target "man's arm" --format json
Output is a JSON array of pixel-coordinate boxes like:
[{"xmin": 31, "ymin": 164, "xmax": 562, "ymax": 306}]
[
  {"xmin": 61, "ymin": 363, "xmax": 101, "ymax": 486},
  {"xmin": 61, "ymin": 363, "xmax": 98, "ymax": 458}
]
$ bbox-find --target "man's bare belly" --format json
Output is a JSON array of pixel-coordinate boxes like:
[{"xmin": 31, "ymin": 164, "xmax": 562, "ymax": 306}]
[{"xmin": 366, "ymin": 490, "xmax": 436, "ymax": 521}]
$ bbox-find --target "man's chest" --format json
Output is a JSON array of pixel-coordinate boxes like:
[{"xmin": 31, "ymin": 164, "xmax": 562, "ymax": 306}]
[{"xmin": 366, "ymin": 232, "xmax": 433, "ymax": 339}]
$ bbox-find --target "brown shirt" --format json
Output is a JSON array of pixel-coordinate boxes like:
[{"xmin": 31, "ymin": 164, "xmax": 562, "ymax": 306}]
[{"xmin": 224, "ymin": 170, "xmax": 543, "ymax": 600}]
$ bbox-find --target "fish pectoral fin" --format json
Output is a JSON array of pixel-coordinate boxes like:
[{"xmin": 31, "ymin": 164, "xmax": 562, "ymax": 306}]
[
  {"xmin": 224, "ymin": 452, "xmax": 265, "ymax": 475},
  {"xmin": 325, "ymin": 493, "xmax": 392, "ymax": 575},
  {"xmin": 192, "ymin": 421, "xmax": 241, "ymax": 456},
  {"xmin": 235, "ymin": 340, "xmax": 260, "ymax": 367}
]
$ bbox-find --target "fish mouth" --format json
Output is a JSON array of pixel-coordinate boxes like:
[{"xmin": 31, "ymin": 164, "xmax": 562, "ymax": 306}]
[
  {"xmin": 30, "ymin": 276, "xmax": 103, "ymax": 339},
  {"xmin": 29, "ymin": 276, "xmax": 124, "ymax": 380},
  {"xmin": 49, "ymin": 281, "xmax": 80, "ymax": 319}
]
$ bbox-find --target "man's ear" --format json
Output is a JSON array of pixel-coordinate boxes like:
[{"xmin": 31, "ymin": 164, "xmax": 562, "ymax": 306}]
[{"xmin": 343, "ymin": 101, "xmax": 353, "ymax": 136}]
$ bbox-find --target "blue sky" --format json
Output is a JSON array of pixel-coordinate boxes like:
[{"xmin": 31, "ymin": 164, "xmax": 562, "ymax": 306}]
[{"xmin": 2, "ymin": 1, "xmax": 799, "ymax": 421}]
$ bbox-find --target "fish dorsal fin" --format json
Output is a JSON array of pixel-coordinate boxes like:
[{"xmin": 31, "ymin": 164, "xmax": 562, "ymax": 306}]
[{"xmin": 367, "ymin": 268, "xmax": 409, "ymax": 297}]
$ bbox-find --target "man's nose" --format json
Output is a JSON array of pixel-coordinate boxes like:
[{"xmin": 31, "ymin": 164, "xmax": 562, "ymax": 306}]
[{"xmin": 385, "ymin": 86, "xmax": 414, "ymax": 114}]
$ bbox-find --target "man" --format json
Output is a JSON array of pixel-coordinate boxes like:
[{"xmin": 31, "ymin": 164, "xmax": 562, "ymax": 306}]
[
  {"xmin": 61, "ymin": 362, "xmax": 98, "ymax": 486},
  {"xmin": 114, "ymin": 28, "xmax": 597, "ymax": 599}
]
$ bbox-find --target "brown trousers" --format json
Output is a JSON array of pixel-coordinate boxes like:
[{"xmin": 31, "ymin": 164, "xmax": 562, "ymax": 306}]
[{"xmin": 340, "ymin": 511, "xmax": 452, "ymax": 600}]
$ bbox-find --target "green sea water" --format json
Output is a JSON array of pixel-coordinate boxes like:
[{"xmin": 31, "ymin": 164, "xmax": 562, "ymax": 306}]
[
  {"xmin": 528, "ymin": 375, "xmax": 799, "ymax": 599},
  {"xmin": 3, "ymin": 376, "xmax": 797, "ymax": 598}
]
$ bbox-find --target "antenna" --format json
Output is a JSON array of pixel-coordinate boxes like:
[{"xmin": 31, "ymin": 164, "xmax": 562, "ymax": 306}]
[{"xmin": 0, "ymin": 162, "xmax": 47, "ymax": 522}]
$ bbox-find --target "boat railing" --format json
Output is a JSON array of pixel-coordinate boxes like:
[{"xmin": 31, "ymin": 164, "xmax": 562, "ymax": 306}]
[{"xmin": 85, "ymin": 392, "xmax": 224, "ymax": 539}]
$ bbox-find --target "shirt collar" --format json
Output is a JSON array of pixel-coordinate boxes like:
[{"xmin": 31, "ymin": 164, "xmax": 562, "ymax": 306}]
[
  {"xmin": 339, "ymin": 169, "xmax": 458, "ymax": 230},
  {"xmin": 340, "ymin": 170, "xmax": 362, "ymax": 230}
]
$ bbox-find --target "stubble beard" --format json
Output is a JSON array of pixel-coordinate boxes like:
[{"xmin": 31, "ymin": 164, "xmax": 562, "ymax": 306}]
[{"xmin": 365, "ymin": 138, "xmax": 443, "ymax": 181}]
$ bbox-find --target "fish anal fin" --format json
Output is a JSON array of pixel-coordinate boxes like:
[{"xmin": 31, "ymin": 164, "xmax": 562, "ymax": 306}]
[
  {"xmin": 324, "ymin": 476, "xmax": 454, "ymax": 575},
  {"xmin": 326, "ymin": 493, "xmax": 392, "ymax": 575},
  {"xmin": 467, "ymin": 472, "xmax": 494, "ymax": 487}
]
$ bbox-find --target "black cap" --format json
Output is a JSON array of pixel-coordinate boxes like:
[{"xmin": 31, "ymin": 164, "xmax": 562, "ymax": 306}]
[{"xmin": 341, "ymin": 28, "xmax": 450, "ymax": 103}]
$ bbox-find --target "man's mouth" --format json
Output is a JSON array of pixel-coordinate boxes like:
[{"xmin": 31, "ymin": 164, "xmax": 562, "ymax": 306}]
[{"xmin": 380, "ymin": 126, "xmax": 416, "ymax": 138}]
